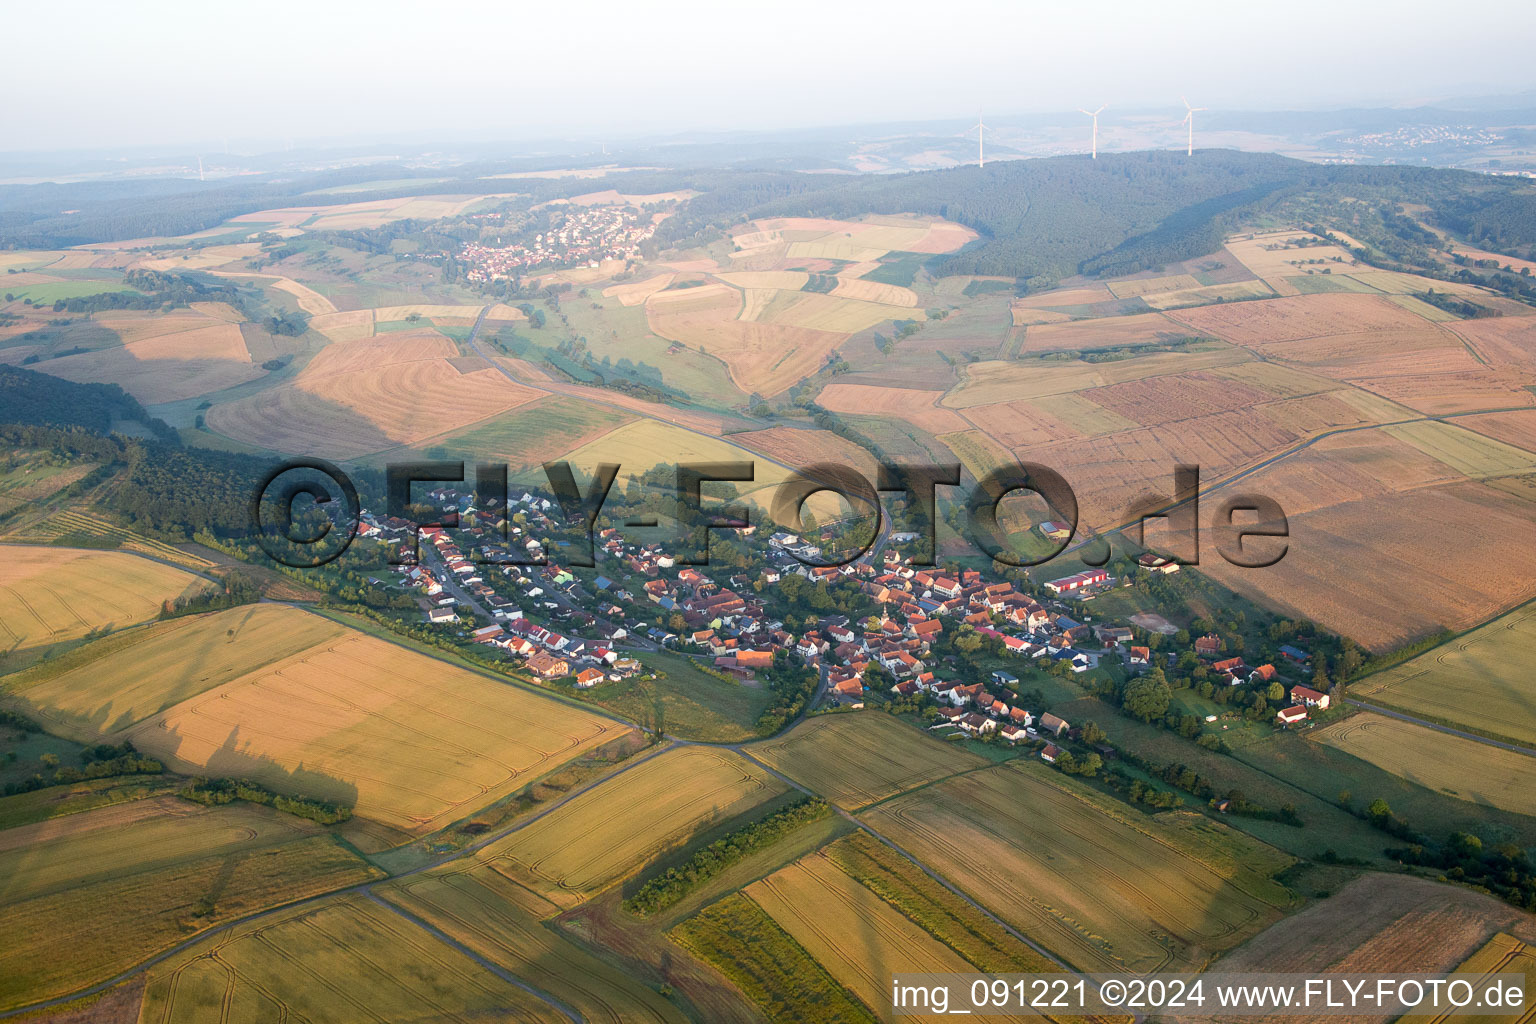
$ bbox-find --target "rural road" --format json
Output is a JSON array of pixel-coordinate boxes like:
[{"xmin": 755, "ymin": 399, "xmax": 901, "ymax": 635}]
[{"xmin": 1342, "ymin": 699, "xmax": 1536, "ymax": 757}]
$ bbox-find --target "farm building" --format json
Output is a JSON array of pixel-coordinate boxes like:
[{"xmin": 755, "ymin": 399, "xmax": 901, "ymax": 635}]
[
  {"xmin": 1037, "ymin": 521, "xmax": 1072, "ymax": 541},
  {"xmin": 1038, "ymin": 712, "xmax": 1069, "ymax": 737},
  {"xmin": 1043, "ymin": 569, "xmax": 1108, "ymax": 595},
  {"xmin": 1275, "ymin": 705, "xmax": 1309, "ymax": 726}
]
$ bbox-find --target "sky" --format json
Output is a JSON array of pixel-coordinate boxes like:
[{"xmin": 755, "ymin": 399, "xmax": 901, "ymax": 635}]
[{"xmin": 7, "ymin": 0, "xmax": 1536, "ymax": 152}]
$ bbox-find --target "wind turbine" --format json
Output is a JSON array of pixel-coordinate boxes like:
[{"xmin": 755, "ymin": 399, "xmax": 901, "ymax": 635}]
[
  {"xmin": 1181, "ymin": 96, "xmax": 1207, "ymax": 156},
  {"xmin": 1079, "ymin": 105, "xmax": 1106, "ymax": 159},
  {"xmin": 963, "ymin": 112, "xmax": 989, "ymax": 167},
  {"xmin": 197, "ymin": 156, "xmax": 204, "ymax": 182}
]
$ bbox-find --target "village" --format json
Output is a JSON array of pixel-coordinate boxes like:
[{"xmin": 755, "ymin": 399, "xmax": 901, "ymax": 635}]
[
  {"xmin": 455, "ymin": 203, "xmax": 660, "ymax": 282},
  {"xmin": 347, "ymin": 482, "xmax": 1335, "ymax": 775}
]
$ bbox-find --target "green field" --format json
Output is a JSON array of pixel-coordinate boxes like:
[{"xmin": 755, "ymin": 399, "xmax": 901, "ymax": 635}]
[
  {"xmin": 2, "ymin": 279, "xmax": 140, "ymax": 305},
  {"xmin": 1349, "ymin": 602, "xmax": 1536, "ymax": 747},
  {"xmin": 1285, "ymin": 274, "xmax": 1378, "ymax": 294},
  {"xmin": 672, "ymin": 892, "xmax": 876, "ymax": 1024},
  {"xmin": 422, "ymin": 393, "xmax": 633, "ymax": 470},
  {"xmin": 573, "ymin": 649, "xmax": 774, "ymax": 741},
  {"xmin": 751, "ymin": 711, "xmax": 986, "ymax": 810}
]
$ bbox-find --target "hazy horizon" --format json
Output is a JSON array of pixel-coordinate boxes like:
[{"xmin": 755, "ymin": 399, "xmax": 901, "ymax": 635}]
[{"xmin": 9, "ymin": 0, "xmax": 1536, "ymax": 153}]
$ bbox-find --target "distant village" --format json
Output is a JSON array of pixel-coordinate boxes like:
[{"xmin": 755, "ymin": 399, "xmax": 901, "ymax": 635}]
[
  {"xmin": 456, "ymin": 204, "xmax": 659, "ymax": 282},
  {"xmin": 351, "ymin": 485, "xmax": 1328, "ymax": 762}
]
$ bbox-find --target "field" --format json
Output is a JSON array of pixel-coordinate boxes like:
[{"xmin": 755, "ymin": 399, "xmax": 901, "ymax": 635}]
[
  {"xmin": 380, "ymin": 863, "xmax": 685, "ymax": 1024},
  {"xmin": 1, "ymin": 604, "xmax": 346, "ymax": 740},
  {"xmin": 0, "ymin": 798, "xmax": 379, "ymax": 1009},
  {"xmin": 1314, "ymin": 713, "xmax": 1536, "ymax": 816},
  {"xmin": 945, "ymin": 345, "xmax": 1248, "ymax": 408},
  {"xmin": 1402, "ymin": 932, "xmax": 1536, "ymax": 1024},
  {"xmin": 862, "ymin": 762, "xmax": 1294, "ymax": 973},
  {"xmin": 1011, "ymin": 311, "xmax": 1187, "ymax": 356},
  {"xmin": 751, "ymin": 712, "xmax": 985, "ymax": 810},
  {"xmin": 29, "ymin": 322, "xmax": 264, "ymax": 404},
  {"xmin": 0, "ymin": 545, "xmax": 209, "ymax": 652},
  {"xmin": 425, "ymin": 393, "xmax": 634, "ymax": 471},
  {"xmin": 1187, "ymin": 872, "xmax": 1536, "ymax": 1024},
  {"xmin": 574, "ymin": 648, "xmax": 775, "ymax": 743},
  {"xmin": 747, "ymin": 850, "xmax": 1041, "ymax": 1023},
  {"xmin": 644, "ymin": 283, "xmax": 849, "ymax": 397},
  {"xmin": 480, "ymin": 746, "xmax": 784, "ymax": 908},
  {"xmin": 206, "ymin": 330, "xmax": 545, "ymax": 457},
  {"xmin": 123, "ymin": 624, "xmax": 624, "ymax": 835},
  {"xmin": 137, "ymin": 893, "xmax": 571, "ymax": 1024},
  {"xmin": 673, "ymin": 891, "xmax": 876, "ymax": 1024},
  {"xmin": 816, "ymin": 382, "xmax": 969, "ymax": 434},
  {"xmin": 1351, "ymin": 602, "xmax": 1536, "ymax": 746},
  {"xmin": 0, "ymin": 458, "xmax": 96, "ymax": 518},
  {"xmin": 1383, "ymin": 420, "xmax": 1536, "ymax": 478},
  {"xmin": 1200, "ymin": 479, "xmax": 1536, "ymax": 651}
]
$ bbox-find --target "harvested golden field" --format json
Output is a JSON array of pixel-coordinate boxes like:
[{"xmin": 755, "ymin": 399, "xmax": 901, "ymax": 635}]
[
  {"xmin": 0, "ymin": 546, "xmax": 207, "ymax": 652},
  {"xmin": 1225, "ymin": 231, "xmax": 1359, "ymax": 279},
  {"xmin": 728, "ymin": 426, "xmax": 879, "ymax": 476},
  {"xmin": 734, "ymin": 215, "xmax": 973, "ymax": 258},
  {"xmin": 1459, "ymin": 409, "xmax": 1536, "ymax": 453},
  {"xmin": 1083, "ymin": 372, "xmax": 1273, "ymax": 427},
  {"xmin": 1014, "ymin": 311, "xmax": 1186, "ymax": 356},
  {"xmin": 715, "ymin": 270, "xmax": 809, "ymax": 291},
  {"xmin": 1316, "ymin": 713, "xmax": 1536, "ymax": 817},
  {"xmin": 481, "ymin": 746, "xmax": 783, "ymax": 908},
  {"xmin": 1012, "ymin": 285, "xmax": 1114, "ymax": 308},
  {"xmin": 864, "ymin": 762, "xmax": 1293, "ymax": 973},
  {"xmin": 767, "ymin": 291, "xmax": 923, "ymax": 334},
  {"xmin": 381, "ymin": 864, "xmax": 685, "ymax": 1024},
  {"xmin": 307, "ymin": 307, "xmax": 375, "ymax": 341},
  {"xmin": 752, "ymin": 712, "xmax": 983, "ymax": 810},
  {"xmin": 187, "ymin": 300, "xmax": 245, "ymax": 321},
  {"xmin": 747, "ymin": 851, "xmax": 1040, "ymax": 1024},
  {"xmin": 1201, "ymin": 480, "xmax": 1536, "ymax": 651},
  {"xmin": 126, "ymin": 628, "xmax": 623, "ymax": 835},
  {"xmin": 602, "ymin": 272, "xmax": 676, "ymax": 305},
  {"xmin": 134, "ymin": 244, "xmax": 258, "ymax": 272},
  {"xmin": 33, "ymin": 322, "xmax": 261, "ymax": 404},
  {"xmin": 1382, "ymin": 420, "xmax": 1536, "ymax": 478},
  {"xmin": 1350, "ymin": 602, "xmax": 1536, "ymax": 747},
  {"xmin": 1141, "ymin": 280, "xmax": 1277, "ymax": 308},
  {"xmin": 206, "ymin": 331, "xmax": 544, "ymax": 458},
  {"xmin": 0, "ymin": 796, "xmax": 380, "ymax": 1010},
  {"xmin": 817, "ymin": 382, "xmax": 969, "ymax": 434},
  {"xmin": 1251, "ymin": 391, "xmax": 1384, "ymax": 437},
  {"xmin": 1203, "ymin": 360, "xmax": 1350, "ymax": 399},
  {"xmin": 946, "ymin": 346, "xmax": 1248, "ymax": 408},
  {"xmin": 1211, "ymin": 429, "xmax": 1456, "ymax": 518},
  {"xmin": 1168, "ymin": 292, "xmax": 1431, "ymax": 346},
  {"xmin": 1106, "ymin": 273, "xmax": 1202, "ymax": 299},
  {"xmin": 1016, "ymin": 410, "xmax": 1301, "ymax": 529},
  {"xmin": 1402, "ymin": 933, "xmax": 1536, "ymax": 1024},
  {"xmin": 645, "ymin": 282, "xmax": 850, "ymax": 396},
  {"xmin": 1352, "ymin": 367, "xmax": 1536, "ymax": 415},
  {"xmin": 1180, "ymin": 873, "xmax": 1536, "ymax": 1024},
  {"xmin": 1011, "ymin": 306, "xmax": 1074, "ymax": 326},
  {"xmin": 138, "ymin": 894, "xmax": 569, "ymax": 1024},
  {"xmin": 2, "ymin": 604, "xmax": 346, "ymax": 740},
  {"xmin": 372, "ymin": 302, "xmax": 484, "ymax": 320},
  {"xmin": 962, "ymin": 398, "xmax": 1084, "ymax": 448},
  {"xmin": 830, "ymin": 277, "xmax": 920, "ymax": 306},
  {"xmin": 1446, "ymin": 315, "xmax": 1536, "ymax": 373}
]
